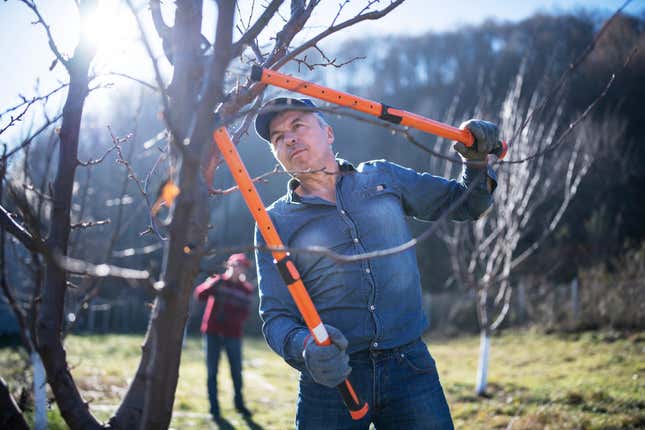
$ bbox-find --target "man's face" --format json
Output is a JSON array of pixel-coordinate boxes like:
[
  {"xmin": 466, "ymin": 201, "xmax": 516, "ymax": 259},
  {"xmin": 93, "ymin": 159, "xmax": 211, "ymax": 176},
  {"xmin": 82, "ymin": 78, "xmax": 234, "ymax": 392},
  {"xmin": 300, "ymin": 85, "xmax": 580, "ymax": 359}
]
[{"xmin": 268, "ymin": 110, "xmax": 335, "ymax": 173}]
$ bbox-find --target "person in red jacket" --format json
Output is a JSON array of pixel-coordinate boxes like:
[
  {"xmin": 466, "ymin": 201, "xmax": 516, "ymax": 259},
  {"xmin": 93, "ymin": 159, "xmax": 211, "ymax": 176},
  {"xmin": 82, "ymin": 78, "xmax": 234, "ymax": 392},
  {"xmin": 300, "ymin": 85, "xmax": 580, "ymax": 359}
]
[{"xmin": 194, "ymin": 253, "xmax": 254, "ymax": 420}]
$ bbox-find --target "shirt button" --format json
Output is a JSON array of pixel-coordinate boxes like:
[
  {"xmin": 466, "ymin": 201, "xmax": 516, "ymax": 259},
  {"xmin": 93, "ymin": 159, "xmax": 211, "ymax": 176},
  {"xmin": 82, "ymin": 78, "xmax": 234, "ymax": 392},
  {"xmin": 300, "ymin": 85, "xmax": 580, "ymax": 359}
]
[
  {"xmin": 365, "ymin": 268, "xmax": 371, "ymax": 274},
  {"xmin": 369, "ymin": 305, "xmax": 375, "ymax": 311},
  {"xmin": 353, "ymin": 238, "xmax": 359, "ymax": 243},
  {"xmin": 372, "ymin": 342, "xmax": 378, "ymax": 348},
  {"xmin": 340, "ymin": 210, "xmax": 346, "ymax": 215}
]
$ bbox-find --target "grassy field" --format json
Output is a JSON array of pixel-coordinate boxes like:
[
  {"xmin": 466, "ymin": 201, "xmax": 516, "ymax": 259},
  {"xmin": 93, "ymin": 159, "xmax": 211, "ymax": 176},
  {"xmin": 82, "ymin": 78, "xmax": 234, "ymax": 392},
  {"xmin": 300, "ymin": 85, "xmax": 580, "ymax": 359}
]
[{"xmin": 1, "ymin": 329, "xmax": 643, "ymax": 429}]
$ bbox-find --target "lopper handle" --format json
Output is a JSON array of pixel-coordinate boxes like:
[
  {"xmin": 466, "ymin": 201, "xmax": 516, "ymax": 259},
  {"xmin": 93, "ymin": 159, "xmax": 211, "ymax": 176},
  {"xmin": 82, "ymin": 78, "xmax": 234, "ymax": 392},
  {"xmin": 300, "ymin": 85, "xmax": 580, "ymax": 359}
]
[
  {"xmin": 251, "ymin": 65, "xmax": 508, "ymax": 159},
  {"xmin": 299, "ymin": 315, "xmax": 369, "ymax": 420},
  {"xmin": 212, "ymin": 125, "xmax": 368, "ymax": 420}
]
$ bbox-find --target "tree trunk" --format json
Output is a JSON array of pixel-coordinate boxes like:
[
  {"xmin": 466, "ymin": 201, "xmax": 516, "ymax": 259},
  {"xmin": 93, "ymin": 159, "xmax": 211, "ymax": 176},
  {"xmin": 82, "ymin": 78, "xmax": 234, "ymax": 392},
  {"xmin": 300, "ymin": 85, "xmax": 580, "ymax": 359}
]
[
  {"xmin": 35, "ymin": 2, "xmax": 103, "ymax": 427},
  {"xmin": 475, "ymin": 329, "xmax": 490, "ymax": 396},
  {"xmin": 112, "ymin": 1, "xmax": 214, "ymax": 428}
]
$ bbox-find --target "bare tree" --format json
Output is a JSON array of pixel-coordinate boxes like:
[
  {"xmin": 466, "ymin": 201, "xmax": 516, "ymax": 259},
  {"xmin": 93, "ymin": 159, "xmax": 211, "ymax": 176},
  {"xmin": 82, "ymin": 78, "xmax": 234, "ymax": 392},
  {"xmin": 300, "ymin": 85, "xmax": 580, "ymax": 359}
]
[{"xmin": 439, "ymin": 64, "xmax": 627, "ymax": 395}]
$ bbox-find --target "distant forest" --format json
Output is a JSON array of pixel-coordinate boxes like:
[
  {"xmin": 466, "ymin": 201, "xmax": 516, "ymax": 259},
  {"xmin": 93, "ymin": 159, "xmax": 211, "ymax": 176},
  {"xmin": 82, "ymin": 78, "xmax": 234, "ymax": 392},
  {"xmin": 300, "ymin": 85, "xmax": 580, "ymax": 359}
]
[{"xmin": 3, "ymin": 10, "xmax": 644, "ymax": 334}]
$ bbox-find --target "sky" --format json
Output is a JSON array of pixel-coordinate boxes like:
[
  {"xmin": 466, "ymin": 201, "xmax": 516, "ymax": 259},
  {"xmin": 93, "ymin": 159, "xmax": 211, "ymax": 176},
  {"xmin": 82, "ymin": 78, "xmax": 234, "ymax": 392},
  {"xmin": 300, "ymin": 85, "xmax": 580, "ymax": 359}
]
[{"xmin": 0, "ymin": 0, "xmax": 641, "ymax": 144}]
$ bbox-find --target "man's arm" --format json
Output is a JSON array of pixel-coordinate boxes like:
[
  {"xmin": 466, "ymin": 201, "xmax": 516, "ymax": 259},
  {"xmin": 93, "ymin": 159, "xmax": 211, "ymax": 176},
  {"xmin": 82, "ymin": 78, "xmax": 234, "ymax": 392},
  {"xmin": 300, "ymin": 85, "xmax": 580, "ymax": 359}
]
[
  {"xmin": 254, "ymin": 226, "xmax": 310, "ymax": 371},
  {"xmin": 378, "ymin": 160, "xmax": 494, "ymax": 221},
  {"xmin": 381, "ymin": 120, "xmax": 498, "ymax": 221}
]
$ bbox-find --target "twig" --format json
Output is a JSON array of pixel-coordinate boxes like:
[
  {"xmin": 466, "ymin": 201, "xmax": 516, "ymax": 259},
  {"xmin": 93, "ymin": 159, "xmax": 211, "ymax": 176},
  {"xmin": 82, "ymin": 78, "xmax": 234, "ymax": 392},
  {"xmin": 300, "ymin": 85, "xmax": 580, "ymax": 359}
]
[
  {"xmin": 107, "ymin": 126, "xmax": 167, "ymax": 241},
  {"xmin": 502, "ymin": 46, "xmax": 637, "ymax": 165},
  {"xmin": 0, "ymin": 205, "xmax": 40, "ymax": 253},
  {"xmin": 0, "ymin": 83, "xmax": 68, "ymax": 135},
  {"xmin": 331, "ymin": 0, "xmax": 351, "ymax": 28},
  {"xmin": 77, "ymin": 133, "xmax": 128, "ymax": 166},
  {"xmin": 272, "ymin": 0, "xmax": 404, "ymax": 70},
  {"xmin": 19, "ymin": 0, "xmax": 69, "ymax": 68},
  {"xmin": 112, "ymin": 242, "xmax": 163, "ymax": 258},
  {"xmin": 53, "ymin": 254, "xmax": 151, "ymax": 281},
  {"xmin": 232, "ymin": 0, "xmax": 284, "ymax": 57},
  {"xmin": 209, "ymin": 165, "xmax": 282, "ymax": 195},
  {"xmin": 3, "ymin": 113, "xmax": 63, "ymax": 160},
  {"xmin": 70, "ymin": 219, "xmax": 111, "ymax": 230},
  {"xmin": 94, "ymin": 72, "xmax": 160, "ymax": 92},
  {"xmin": 125, "ymin": 0, "xmax": 172, "ymax": 130},
  {"xmin": 294, "ymin": 45, "xmax": 366, "ymax": 71},
  {"xmin": 506, "ymin": 0, "xmax": 634, "ymax": 147}
]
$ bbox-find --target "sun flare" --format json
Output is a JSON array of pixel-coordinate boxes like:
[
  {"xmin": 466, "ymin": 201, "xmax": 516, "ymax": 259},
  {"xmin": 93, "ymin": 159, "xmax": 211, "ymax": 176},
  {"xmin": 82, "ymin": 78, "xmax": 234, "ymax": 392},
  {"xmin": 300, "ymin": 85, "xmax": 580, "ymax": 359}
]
[{"xmin": 83, "ymin": 1, "xmax": 151, "ymax": 76}]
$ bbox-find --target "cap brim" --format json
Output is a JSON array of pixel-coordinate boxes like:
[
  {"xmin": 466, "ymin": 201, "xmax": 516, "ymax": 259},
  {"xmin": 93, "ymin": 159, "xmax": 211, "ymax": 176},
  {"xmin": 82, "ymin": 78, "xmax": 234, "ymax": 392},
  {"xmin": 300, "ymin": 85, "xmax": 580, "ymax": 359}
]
[{"xmin": 255, "ymin": 98, "xmax": 320, "ymax": 142}]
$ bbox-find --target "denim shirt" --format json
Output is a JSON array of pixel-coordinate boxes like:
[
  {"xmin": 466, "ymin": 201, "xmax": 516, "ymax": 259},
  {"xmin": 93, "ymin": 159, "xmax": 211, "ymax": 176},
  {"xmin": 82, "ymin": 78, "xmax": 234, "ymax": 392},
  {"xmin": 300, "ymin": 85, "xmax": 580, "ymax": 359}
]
[{"xmin": 254, "ymin": 159, "xmax": 496, "ymax": 370}]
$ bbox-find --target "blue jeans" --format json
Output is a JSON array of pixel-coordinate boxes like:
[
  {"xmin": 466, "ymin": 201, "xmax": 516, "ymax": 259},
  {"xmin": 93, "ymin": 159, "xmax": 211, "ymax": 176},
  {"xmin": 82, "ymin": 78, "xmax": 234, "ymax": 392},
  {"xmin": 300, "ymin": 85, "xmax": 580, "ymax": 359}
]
[
  {"xmin": 295, "ymin": 339, "xmax": 454, "ymax": 430},
  {"xmin": 205, "ymin": 334, "xmax": 244, "ymax": 416}
]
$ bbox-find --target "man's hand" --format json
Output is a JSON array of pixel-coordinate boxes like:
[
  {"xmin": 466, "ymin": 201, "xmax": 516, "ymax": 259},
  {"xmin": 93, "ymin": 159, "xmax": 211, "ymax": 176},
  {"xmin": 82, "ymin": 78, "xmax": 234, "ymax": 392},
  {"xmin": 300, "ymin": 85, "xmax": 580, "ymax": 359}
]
[
  {"xmin": 454, "ymin": 119, "xmax": 500, "ymax": 161},
  {"xmin": 302, "ymin": 325, "xmax": 351, "ymax": 388}
]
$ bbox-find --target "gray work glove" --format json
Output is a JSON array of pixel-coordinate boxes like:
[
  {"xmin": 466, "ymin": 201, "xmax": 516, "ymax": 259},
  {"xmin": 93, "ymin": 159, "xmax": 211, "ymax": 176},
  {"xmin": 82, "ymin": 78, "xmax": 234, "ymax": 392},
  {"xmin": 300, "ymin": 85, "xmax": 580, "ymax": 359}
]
[
  {"xmin": 302, "ymin": 324, "xmax": 351, "ymax": 388},
  {"xmin": 454, "ymin": 119, "xmax": 499, "ymax": 161}
]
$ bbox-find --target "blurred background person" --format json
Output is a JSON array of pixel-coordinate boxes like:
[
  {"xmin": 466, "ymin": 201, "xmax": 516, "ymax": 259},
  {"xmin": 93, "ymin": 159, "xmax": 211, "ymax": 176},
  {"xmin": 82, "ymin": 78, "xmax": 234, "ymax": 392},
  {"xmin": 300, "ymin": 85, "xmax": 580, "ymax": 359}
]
[{"xmin": 194, "ymin": 253, "xmax": 255, "ymax": 421}]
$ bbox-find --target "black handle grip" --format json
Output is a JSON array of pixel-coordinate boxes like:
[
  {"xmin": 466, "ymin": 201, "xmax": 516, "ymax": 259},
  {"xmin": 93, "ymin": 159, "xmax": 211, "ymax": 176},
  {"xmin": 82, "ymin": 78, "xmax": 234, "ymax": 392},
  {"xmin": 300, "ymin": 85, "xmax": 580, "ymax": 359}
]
[
  {"xmin": 337, "ymin": 379, "xmax": 369, "ymax": 420},
  {"xmin": 250, "ymin": 64, "xmax": 263, "ymax": 82}
]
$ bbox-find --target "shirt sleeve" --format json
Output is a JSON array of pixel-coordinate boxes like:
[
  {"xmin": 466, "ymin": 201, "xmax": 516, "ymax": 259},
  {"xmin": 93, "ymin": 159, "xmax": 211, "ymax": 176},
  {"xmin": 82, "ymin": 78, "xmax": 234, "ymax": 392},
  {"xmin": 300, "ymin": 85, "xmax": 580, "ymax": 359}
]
[
  {"xmin": 383, "ymin": 160, "xmax": 497, "ymax": 221},
  {"xmin": 254, "ymin": 224, "xmax": 309, "ymax": 371}
]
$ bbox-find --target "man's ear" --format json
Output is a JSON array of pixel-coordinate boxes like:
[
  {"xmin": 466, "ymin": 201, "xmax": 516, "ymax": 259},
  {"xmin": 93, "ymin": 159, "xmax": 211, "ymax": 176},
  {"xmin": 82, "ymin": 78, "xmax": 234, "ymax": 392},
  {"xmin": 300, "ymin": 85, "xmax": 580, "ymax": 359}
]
[{"xmin": 326, "ymin": 125, "xmax": 335, "ymax": 146}]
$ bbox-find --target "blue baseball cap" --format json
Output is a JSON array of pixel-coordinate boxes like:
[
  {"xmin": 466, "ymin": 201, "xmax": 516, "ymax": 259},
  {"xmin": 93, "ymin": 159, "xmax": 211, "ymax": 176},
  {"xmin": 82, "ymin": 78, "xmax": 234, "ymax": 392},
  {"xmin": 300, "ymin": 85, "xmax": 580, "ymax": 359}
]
[{"xmin": 254, "ymin": 97, "xmax": 323, "ymax": 142}]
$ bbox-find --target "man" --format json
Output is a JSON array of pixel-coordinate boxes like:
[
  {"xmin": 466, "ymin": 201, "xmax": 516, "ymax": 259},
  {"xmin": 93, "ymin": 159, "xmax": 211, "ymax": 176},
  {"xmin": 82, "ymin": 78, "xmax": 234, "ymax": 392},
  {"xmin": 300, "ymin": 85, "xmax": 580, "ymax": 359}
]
[
  {"xmin": 253, "ymin": 97, "xmax": 498, "ymax": 429},
  {"xmin": 194, "ymin": 253, "xmax": 254, "ymax": 420}
]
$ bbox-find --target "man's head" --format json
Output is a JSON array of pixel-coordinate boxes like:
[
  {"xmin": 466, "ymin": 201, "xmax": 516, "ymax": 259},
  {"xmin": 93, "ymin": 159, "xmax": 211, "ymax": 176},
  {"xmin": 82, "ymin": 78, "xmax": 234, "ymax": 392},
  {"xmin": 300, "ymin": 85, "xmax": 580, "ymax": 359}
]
[
  {"xmin": 255, "ymin": 98, "xmax": 325, "ymax": 142},
  {"xmin": 255, "ymin": 97, "xmax": 335, "ymax": 174}
]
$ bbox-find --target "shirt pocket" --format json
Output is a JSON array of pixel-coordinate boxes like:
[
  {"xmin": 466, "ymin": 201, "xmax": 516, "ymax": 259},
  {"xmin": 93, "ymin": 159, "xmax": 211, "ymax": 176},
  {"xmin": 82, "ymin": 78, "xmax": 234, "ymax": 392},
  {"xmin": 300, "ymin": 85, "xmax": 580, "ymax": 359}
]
[
  {"xmin": 356, "ymin": 183, "xmax": 402, "ymax": 217},
  {"xmin": 352, "ymin": 183, "xmax": 409, "ymax": 246}
]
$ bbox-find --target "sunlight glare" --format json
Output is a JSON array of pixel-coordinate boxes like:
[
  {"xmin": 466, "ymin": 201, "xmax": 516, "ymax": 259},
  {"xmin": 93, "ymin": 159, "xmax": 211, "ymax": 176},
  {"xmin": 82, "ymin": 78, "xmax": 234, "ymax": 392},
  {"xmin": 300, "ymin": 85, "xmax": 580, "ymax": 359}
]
[{"xmin": 84, "ymin": 1, "xmax": 150, "ymax": 76}]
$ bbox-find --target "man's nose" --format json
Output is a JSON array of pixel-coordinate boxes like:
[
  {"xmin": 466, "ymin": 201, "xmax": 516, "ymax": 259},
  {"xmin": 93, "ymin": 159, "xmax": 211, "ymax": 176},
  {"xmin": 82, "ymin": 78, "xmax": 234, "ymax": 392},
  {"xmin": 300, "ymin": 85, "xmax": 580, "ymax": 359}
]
[{"xmin": 284, "ymin": 131, "xmax": 297, "ymax": 145}]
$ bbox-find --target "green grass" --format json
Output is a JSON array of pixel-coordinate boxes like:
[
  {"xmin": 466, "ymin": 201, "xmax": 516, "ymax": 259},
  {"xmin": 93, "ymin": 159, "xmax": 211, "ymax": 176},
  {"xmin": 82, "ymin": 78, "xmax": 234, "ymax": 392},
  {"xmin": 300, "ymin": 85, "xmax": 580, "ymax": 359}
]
[{"xmin": 1, "ymin": 329, "xmax": 643, "ymax": 429}]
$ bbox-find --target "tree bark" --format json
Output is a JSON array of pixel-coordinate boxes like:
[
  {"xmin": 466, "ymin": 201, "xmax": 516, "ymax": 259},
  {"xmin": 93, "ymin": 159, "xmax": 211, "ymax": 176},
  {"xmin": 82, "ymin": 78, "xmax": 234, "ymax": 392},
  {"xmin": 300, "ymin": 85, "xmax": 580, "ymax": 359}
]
[
  {"xmin": 113, "ymin": 1, "xmax": 217, "ymax": 428},
  {"xmin": 0, "ymin": 377, "xmax": 29, "ymax": 430}
]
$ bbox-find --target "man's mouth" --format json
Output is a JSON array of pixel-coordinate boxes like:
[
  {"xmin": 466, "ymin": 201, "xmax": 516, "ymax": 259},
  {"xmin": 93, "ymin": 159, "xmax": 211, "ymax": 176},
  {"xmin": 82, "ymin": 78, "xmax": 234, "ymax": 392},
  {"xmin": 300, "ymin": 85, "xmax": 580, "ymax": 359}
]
[{"xmin": 290, "ymin": 148, "xmax": 307, "ymax": 160}]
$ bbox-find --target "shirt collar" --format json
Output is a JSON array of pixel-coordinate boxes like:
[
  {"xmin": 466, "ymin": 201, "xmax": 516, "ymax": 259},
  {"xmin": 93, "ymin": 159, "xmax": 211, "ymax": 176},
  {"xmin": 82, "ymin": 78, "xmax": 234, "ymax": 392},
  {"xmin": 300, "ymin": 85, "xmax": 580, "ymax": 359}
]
[{"xmin": 286, "ymin": 158, "xmax": 355, "ymax": 203}]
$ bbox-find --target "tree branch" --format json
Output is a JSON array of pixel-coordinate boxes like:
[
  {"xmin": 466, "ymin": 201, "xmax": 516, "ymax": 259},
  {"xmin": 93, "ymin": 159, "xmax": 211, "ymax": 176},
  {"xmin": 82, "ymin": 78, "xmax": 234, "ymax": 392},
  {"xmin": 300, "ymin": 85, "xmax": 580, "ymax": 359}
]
[
  {"xmin": 506, "ymin": 0, "xmax": 634, "ymax": 149},
  {"xmin": 3, "ymin": 113, "xmax": 63, "ymax": 160},
  {"xmin": 231, "ymin": 0, "xmax": 284, "ymax": 58},
  {"xmin": 0, "ymin": 205, "xmax": 40, "ymax": 252},
  {"xmin": 19, "ymin": 0, "xmax": 69, "ymax": 68},
  {"xmin": 0, "ymin": 83, "xmax": 68, "ymax": 136},
  {"xmin": 272, "ymin": 0, "xmax": 405, "ymax": 70}
]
